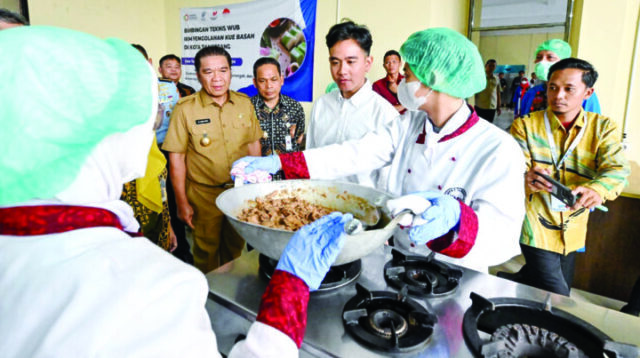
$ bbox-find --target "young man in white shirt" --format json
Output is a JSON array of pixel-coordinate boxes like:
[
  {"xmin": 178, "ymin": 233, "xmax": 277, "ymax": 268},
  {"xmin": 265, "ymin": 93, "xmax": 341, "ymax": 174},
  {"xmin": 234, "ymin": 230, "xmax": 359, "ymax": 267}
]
[{"xmin": 306, "ymin": 21, "xmax": 398, "ymax": 188}]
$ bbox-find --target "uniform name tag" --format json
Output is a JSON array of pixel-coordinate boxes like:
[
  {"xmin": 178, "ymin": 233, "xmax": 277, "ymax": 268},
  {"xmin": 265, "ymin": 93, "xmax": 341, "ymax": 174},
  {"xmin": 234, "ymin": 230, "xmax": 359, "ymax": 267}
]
[{"xmin": 195, "ymin": 119, "xmax": 210, "ymax": 125}]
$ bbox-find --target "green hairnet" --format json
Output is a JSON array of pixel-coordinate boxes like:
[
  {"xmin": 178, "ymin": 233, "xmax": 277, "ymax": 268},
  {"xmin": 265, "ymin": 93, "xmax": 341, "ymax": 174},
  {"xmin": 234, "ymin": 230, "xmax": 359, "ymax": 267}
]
[
  {"xmin": 535, "ymin": 39, "xmax": 572, "ymax": 59},
  {"xmin": 399, "ymin": 28, "xmax": 486, "ymax": 99},
  {"xmin": 0, "ymin": 26, "xmax": 154, "ymax": 206},
  {"xmin": 325, "ymin": 81, "xmax": 339, "ymax": 93}
]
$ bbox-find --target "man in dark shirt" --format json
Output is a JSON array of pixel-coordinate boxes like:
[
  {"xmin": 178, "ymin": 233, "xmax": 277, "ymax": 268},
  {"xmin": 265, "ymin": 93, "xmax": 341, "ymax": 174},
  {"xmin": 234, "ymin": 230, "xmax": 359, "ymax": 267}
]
[
  {"xmin": 509, "ymin": 70, "xmax": 525, "ymax": 109},
  {"xmin": 498, "ymin": 72, "xmax": 507, "ymax": 108},
  {"xmin": 250, "ymin": 57, "xmax": 305, "ymax": 180},
  {"xmin": 158, "ymin": 54, "xmax": 195, "ymax": 98}
]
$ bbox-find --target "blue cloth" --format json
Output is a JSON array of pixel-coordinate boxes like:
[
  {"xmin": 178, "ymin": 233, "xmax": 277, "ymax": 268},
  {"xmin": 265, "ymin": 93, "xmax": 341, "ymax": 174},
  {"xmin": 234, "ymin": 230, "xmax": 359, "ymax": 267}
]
[
  {"xmin": 512, "ymin": 84, "xmax": 527, "ymax": 117},
  {"xmin": 408, "ymin": 191, "xmax": 461, "ymax": 245},
  {"xmin": 519, "ymin": 84, "xmax": 601, "ymax": 117},
  {"xmin": 232, "ymin": 155, "xmax": 281, "ymax": 179},
  {"xmin": 276, "ymin": 212, "xmax": 352, "ymax": 291},
  {"xmin": 583, "ymin": 91, "xmax": 601, "ymax": 114},
  {"xmin": 519, "ymin": 84, "xmax": 543, "ymax": 117},
  {"xmin": 156, "ymin": 80, "xmax": 179, "ymax": 144}
]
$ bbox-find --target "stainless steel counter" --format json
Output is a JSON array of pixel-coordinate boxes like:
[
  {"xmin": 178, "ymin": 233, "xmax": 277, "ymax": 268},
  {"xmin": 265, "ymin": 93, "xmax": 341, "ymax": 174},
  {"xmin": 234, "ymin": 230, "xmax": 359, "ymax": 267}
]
[{"xmin": 206, "ymin": 246, "xmax": 640, "ymax": 357}]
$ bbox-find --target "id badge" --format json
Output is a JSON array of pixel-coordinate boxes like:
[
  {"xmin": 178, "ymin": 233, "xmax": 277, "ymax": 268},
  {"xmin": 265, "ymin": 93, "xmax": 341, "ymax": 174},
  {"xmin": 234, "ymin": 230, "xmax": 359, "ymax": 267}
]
[
  {"xmin": 285, "ymin": 135, "xmax": 292, "ymax": 151},
  {"xmin": 551, "ymin": 195, "xmax": 568, "ymax": 212}
]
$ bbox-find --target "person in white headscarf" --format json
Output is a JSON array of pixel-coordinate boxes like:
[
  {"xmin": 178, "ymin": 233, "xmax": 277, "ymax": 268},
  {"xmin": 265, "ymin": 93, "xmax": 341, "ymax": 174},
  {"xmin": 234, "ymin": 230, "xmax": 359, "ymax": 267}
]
[{"xmin": 0, "ymin": 26, "xmax": 350, "ymax": 358}]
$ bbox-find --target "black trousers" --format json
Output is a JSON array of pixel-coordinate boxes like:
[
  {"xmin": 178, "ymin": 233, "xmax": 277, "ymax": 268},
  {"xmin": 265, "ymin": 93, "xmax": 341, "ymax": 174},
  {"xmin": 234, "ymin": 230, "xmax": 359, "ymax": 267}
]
[
  {"xmin": 161, "ymin": 149, "xmax": 194, "ymax": 264},
  {"xmin": 474, "ymin": 106, "xmax": 497, "ymax": 123},
  {"xmin": 520, "ymin": 243, "xmax": 576, "ymax": 296}
]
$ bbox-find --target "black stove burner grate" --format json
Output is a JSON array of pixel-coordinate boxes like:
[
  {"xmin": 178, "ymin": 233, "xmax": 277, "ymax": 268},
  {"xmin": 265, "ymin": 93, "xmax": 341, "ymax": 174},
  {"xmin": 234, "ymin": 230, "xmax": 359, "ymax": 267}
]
[
  {"xmin": 384, "ymin": 249, "xmax": 463, "ymax": 298},
  {"xmin": 342, "ymin": 283, "xmax": 438, "ymax": 353},
  {"xmin": 463, "ymin": 292, "xmax": 640, "ymax": 358},
  {"xmin": 258, "ymin": 254, "xmax": 361, "ymax": 291}
]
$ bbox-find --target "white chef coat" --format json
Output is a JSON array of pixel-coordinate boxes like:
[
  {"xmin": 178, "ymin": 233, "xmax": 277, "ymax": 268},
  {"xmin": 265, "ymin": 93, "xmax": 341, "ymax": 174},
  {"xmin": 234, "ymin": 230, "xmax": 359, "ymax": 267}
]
[
  {"xmin": 304, "ymin": 104, "xmax": 525, "ymax": 272},
  {"xmin": 307, "ymin": 79, "xmax": 398, "ymax": 188},
  {"xmin": 0, "ymin": 227, "xmax": 297, "ymax": 358}
]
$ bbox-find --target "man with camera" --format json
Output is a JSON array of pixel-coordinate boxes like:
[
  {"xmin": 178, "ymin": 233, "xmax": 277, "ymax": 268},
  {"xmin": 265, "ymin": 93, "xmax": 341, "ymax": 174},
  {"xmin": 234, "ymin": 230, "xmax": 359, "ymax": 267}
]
[{"xmin": 509, "ymin": 58, "xmax": 629, "ymax": 296}]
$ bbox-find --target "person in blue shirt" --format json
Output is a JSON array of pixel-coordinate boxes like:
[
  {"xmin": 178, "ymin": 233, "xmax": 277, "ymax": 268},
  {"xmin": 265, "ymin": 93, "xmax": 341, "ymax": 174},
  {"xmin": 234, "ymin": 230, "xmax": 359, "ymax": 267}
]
[{"xmin": 519, "ymin": 39, "xmax": 600, "ymax": 117}]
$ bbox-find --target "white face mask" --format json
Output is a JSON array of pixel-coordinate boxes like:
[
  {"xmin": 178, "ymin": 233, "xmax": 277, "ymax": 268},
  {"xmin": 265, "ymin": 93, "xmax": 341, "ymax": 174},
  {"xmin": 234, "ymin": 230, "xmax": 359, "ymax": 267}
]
[
  {"xmin": 534, "ymin": 60, "xmax": 555, "ymax": 81},
  {"xmin": 397, "ymin": 79, "xmax": 432, "ymax": 111}
]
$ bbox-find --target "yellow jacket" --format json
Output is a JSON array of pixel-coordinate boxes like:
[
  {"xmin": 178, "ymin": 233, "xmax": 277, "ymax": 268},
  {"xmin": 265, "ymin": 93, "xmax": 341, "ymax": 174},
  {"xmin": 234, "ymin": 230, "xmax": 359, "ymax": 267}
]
[{"xmin": 510, "ymin": 108, "xmax": 629, "ymax": 254}]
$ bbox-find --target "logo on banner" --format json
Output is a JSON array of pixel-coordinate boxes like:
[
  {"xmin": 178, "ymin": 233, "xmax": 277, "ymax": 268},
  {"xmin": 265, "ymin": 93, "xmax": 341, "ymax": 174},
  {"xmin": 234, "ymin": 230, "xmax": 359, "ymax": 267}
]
[
  {"xmin": 181, "ymin": 0, "xmax": 316, "ymax": 102},
  {"xmin": 209, "ymin": 8, "xmax": 231, "ymax": 21}
]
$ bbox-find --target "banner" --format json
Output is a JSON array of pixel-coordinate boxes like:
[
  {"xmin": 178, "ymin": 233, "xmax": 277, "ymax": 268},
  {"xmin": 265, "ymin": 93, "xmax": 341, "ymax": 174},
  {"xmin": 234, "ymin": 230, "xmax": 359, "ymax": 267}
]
[{"xmin": 180, "ymin": 0, "xmax": 316, "ymax": 102}]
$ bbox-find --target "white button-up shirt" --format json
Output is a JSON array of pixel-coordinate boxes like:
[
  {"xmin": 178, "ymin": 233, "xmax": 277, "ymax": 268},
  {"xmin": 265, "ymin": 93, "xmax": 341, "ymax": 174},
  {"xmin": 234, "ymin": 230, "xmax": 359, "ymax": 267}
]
[{"xmin": 307, "ymin": 80, "xmax": 398, "ymax": 188}]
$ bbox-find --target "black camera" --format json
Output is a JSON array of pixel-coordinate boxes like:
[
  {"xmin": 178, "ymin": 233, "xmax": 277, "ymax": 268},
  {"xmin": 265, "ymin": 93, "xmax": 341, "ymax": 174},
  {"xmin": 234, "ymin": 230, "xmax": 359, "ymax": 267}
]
[{"xmin": 538, "ymin": 173, "xmax": 576, "ymax": 207}]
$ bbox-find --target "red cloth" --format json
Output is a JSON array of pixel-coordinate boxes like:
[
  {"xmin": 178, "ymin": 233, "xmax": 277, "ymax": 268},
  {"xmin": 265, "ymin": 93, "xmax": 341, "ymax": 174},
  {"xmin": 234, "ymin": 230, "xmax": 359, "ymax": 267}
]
[
  {"xmin": 256, "ymin": 270, "xmax": 309, "ymax": 348},
  {"xmin": 439, "ymin": 105, "xmax": 480, "ymax": 143},
  {"xmin": 0, "ymin": 205, "xmax": 130, "ymax": 236},
  {"xmin": 372, "ymin": 75, "xmax": 405, "ymax": 113},
  {"xmin": 416, "ymin": 105, "xmax": 479, "ymax": 144},
  {"xmin": 426, "ymin": 200, "xmax": 478, "ymax": 258},
  {"xmin": 279, "ymin": 151, "xmax": 310, "ymax": 179}
]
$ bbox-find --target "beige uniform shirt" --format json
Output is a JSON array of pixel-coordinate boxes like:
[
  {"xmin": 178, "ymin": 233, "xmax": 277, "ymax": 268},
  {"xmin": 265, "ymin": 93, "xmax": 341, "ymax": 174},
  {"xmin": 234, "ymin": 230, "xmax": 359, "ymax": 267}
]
[
  {"xmin": 163, "ymin": 90, "xmax": 263, "ymax": 186},
  {"xmin": 475, "ymin": 74, "xmax": 499, "ymax": 109}
]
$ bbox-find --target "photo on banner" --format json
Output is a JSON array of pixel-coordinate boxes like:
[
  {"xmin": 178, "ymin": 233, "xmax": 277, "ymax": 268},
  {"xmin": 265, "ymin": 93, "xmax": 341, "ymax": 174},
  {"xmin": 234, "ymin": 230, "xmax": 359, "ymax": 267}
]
[{"xmin": 180, "ymin": 0, "xmax": 316, "ymax": 102}]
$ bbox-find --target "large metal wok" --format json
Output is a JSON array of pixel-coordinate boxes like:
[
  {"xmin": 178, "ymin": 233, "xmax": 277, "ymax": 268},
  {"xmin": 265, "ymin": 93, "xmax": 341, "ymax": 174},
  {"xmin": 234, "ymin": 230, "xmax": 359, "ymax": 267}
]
[{"xmin": 216, "ymin": 180, "xmax": 397, "ymax": 265}]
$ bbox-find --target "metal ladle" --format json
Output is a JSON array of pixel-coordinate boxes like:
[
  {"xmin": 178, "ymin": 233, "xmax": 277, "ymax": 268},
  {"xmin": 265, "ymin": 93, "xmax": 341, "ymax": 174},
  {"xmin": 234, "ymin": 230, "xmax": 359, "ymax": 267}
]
[{"xmin": 345, "ymin": 208, "xmax": 413, "ymax": 235}]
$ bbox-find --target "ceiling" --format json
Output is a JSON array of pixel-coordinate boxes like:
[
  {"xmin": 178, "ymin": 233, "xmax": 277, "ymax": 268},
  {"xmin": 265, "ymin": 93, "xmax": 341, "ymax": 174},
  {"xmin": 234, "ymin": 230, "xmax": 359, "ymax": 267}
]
[{"xmin": 480, "ymin": 0, "xmax": 568, "ymax": 28}]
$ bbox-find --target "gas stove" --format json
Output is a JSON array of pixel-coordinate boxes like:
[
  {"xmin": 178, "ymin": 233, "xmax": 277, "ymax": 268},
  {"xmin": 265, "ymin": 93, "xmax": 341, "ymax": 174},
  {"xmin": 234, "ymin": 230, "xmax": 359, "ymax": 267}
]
[
  {"xmin": 342, "ymin": 283, "xmax": 438, "ymax": 353},
  {"xmin": 258, "ymin": 254, "xmax": 362, "ymax": 292},
  {"xmin": 206, "ymin": 246, "xmax": 640, "ymax": 357},
  {"xmin": 384, "ymin": 249, "xmax": 463, "ymax": 298}
]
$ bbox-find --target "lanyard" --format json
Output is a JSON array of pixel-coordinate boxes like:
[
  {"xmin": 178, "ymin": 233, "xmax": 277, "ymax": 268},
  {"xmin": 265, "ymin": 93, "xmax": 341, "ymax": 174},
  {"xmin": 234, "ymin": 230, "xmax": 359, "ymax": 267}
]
[{"xmin": 544, "ymin": 111, "xmax": 587, "ymax": 171}]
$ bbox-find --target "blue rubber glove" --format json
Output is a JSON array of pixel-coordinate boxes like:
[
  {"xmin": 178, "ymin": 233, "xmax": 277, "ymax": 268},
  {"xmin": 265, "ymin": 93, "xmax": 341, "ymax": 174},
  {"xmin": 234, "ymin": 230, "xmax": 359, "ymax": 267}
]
[
  {"xmin": 404, "ymin": 191, "xmax": 461, "ymax": 245},
  {"xmin": 276, "ymin": 212, "xmax": 353, "ymax": 291}
]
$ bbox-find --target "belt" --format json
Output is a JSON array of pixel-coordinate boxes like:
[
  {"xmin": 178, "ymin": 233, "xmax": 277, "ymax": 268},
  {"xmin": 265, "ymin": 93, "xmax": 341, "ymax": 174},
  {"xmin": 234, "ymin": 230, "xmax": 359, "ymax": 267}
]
[
  {"xmin": 216, "ymin": 182, "xmax": 235, "ymax": 189},
  {"xmin": 188, "ymin": 180, "xmax": 234, "ymax": 190}
]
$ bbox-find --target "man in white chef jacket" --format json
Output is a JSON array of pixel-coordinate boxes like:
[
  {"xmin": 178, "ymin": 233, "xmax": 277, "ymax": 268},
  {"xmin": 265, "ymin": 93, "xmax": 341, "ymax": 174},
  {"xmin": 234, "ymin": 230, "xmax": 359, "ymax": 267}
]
[
  {"xmin": 234, "ymin": 28, "xmax": 526, "ymax": 273},
  {"xmin": 306, "ymin": 20, "xmax": 398, "ymax": 188},
  {"xmin": 0, "ymin": 26, "xmax": 350, "ymax": 358}
]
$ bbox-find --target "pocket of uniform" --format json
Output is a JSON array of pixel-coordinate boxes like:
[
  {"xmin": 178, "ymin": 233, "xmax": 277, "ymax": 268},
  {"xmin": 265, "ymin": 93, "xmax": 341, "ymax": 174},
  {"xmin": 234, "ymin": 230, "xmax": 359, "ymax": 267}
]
[{"xmin": 232, "ymin": 112, "xmax": 252, "ymax": 129}]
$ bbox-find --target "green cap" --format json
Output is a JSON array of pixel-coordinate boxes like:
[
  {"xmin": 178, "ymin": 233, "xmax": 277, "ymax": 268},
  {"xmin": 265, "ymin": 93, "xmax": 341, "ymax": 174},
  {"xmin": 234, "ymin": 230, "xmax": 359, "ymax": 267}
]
[
  {"xmin": 535, "ymin": 39, "xmax": 572, "ymax": 59},
  {"xmin": 400, "ymin": 28, "xmax": 486, "ymax": 99},
  {"xmin": 0, "ymin": 26, "xmax": 154, "ymax": 205}
]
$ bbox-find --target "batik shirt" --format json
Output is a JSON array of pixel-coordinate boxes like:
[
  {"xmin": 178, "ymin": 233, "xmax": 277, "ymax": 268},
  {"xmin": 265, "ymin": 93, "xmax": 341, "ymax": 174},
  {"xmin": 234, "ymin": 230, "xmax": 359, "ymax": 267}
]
[
  {"xmin": 250, "ymin": 94, "xmax": 305, "ymax": 156},
  {"xmin": 510, "ymin": 108, "xmax": 629, "ymax": 254},
  {"xmin": 176, "ymin": 82, "xmax": 196, "ymax": 98},
  {"xmin": 251, "ymin": 94, "xmax": 305, "ymax": 180}
]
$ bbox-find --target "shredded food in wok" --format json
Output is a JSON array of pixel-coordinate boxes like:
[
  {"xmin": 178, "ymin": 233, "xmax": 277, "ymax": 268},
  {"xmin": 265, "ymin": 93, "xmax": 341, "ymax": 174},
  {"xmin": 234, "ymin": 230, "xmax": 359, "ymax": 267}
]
[{"xmin": 238, "ymin": 191, "xmax": 334, "ymax": 231}]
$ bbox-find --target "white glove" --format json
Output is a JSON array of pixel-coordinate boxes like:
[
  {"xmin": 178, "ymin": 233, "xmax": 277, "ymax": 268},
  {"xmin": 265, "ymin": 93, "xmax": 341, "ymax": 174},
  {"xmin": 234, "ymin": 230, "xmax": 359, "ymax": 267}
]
[{"xmin": 385, "ymin": 194, "xmax": 431, "ymax": 226}]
